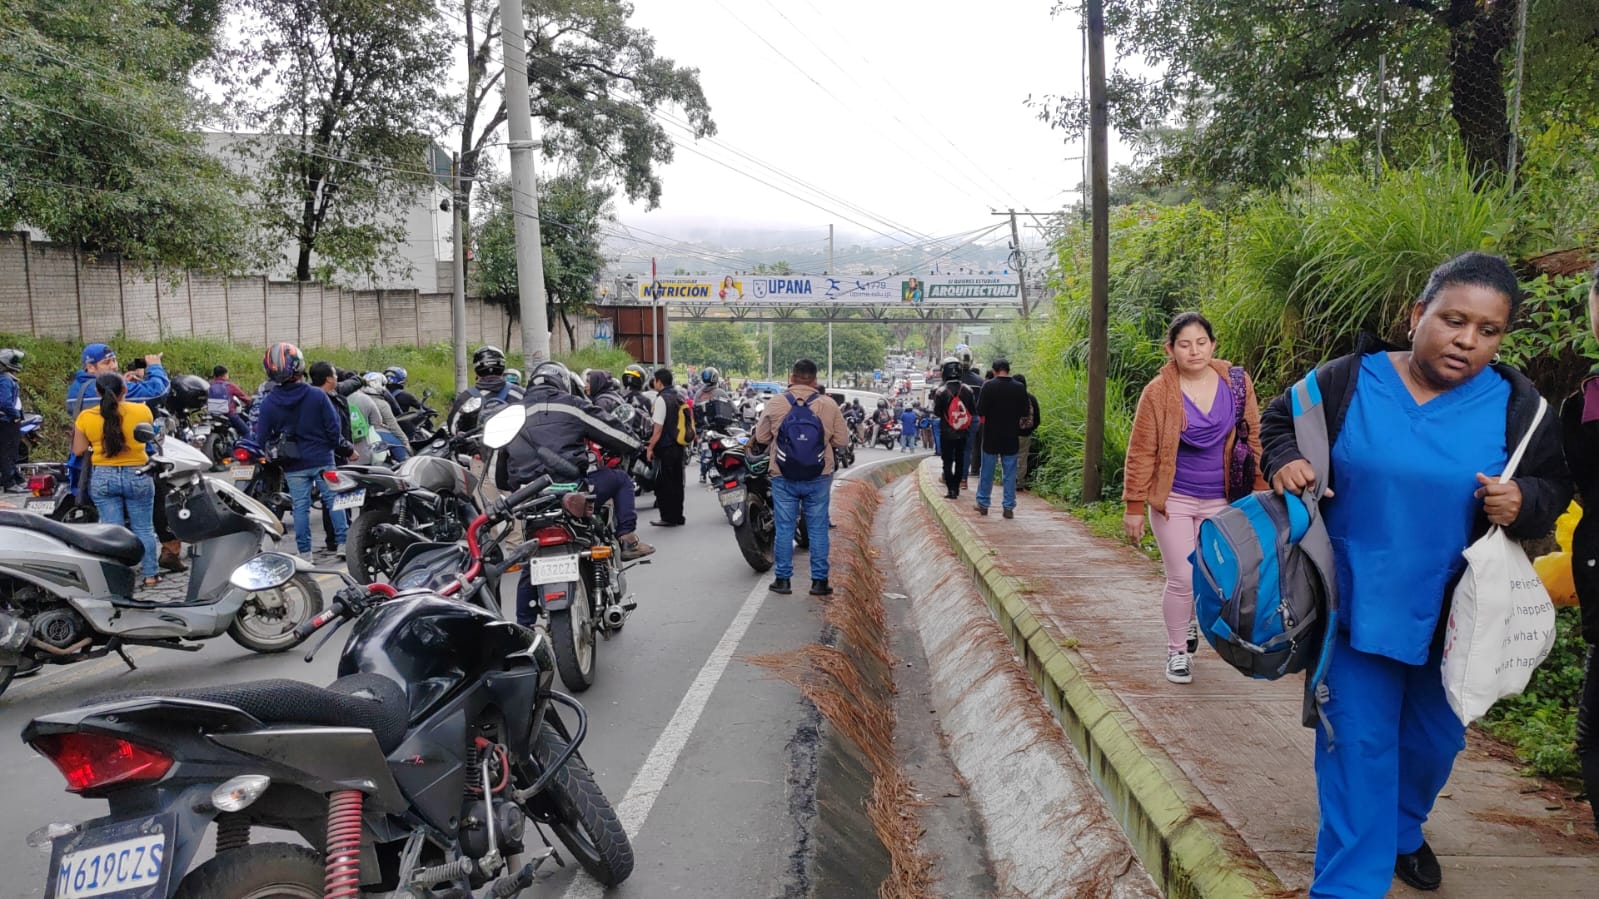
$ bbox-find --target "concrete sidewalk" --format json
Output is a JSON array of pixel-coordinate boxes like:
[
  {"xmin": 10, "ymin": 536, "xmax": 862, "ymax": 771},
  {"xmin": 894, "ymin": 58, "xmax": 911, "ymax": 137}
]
[{"xmin": 913, "ymin": 460, "xmax": 1599, "ymax": 898}]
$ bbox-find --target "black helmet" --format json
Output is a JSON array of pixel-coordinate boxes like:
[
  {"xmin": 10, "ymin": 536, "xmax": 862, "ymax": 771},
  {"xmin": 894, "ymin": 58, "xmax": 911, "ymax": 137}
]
[
  {"xmin": 621, "ymin": 364, "xmax": 648, "ymax": 391},
  {"xmin": 169, "ymin": 373, "xmax": 210, "ymax": 413},
  {"xmin": 473, "ymin": 345, "xmax": 507, "ymax": 377},
  {"xmin": 528, "ymin": 361, "xmax": 573, "ymax": 392},
  {"xmin": 940, "ymin": 357, "xmax": 962, "ymax": 382}
]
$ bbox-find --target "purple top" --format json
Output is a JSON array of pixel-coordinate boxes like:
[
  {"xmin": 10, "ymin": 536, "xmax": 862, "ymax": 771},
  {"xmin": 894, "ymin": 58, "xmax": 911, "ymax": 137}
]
[{"xmin": 1171, "ymin": 377, "xmax": 1235, "ymax": 500}]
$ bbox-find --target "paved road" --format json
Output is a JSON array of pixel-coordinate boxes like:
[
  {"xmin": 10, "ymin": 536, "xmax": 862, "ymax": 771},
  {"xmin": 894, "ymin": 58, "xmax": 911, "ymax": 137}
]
[{"xmin": 0, "ymin": 446, "xmax": 914, "ymax": 897}]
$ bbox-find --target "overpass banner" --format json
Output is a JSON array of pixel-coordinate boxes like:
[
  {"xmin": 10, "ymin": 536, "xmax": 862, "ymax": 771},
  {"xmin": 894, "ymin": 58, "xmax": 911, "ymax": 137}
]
[{"xmin": 635, "ymin": 273, "xmax": 1019, "ymax": 305}]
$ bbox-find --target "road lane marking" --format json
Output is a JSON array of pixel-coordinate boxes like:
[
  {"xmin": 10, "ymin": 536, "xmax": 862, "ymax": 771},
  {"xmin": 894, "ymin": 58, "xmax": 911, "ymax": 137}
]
[{"xmin": 561, "ymin": 574, "xmax": 772, "ymax": 899}]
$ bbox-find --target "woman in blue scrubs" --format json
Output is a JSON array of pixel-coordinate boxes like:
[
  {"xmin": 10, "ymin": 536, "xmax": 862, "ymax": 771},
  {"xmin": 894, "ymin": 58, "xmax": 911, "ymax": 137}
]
[{"xmin": 1260, "ymin": 252, "xmax": 1570, "ymax": 897}]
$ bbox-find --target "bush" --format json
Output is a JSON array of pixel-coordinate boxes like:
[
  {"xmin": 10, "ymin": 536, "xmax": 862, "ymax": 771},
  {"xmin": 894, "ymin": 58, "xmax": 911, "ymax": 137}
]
[{"xmin": 1480, "ymin": 607, "xmax": 1588, "ymax": 780}]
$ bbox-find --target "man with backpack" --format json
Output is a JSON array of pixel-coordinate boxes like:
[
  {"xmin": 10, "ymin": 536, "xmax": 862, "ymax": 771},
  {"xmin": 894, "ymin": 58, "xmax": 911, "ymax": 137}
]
[
  {"xmin": 754, "ymin": 359, "xmax": 849, "ymax": 596},
  {"xmin": 646, "ymin": 368, "xmax": 692, "ymax": 527},
  {"xmin": 931, "ymin": 357, "xmax": 977, "ymax": 500}
]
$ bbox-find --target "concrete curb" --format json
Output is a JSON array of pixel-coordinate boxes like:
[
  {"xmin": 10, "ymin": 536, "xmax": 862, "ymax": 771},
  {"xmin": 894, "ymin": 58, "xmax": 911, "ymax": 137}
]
[{"xmin": 913, "ymin": 461, "xmax": 1285, "ymax": 898}]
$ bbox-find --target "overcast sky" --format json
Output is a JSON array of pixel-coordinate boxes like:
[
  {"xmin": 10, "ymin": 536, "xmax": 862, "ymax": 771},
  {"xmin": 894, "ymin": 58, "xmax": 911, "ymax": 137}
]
[{"xmin": 610, "ymin": 0, "xmax": 1126, "ymax": 247}]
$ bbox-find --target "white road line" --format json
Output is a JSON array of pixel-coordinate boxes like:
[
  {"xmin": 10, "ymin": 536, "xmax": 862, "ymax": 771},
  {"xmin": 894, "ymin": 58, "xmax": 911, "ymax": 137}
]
[{"xmin": 561, "ymin": 574, "xmax": 772, "ymax": 899}]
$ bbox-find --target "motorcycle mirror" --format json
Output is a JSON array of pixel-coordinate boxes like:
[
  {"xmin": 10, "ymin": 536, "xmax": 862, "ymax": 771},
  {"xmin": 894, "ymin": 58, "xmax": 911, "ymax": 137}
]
[
  {"xmin": 421, "ymin": 388, "xmax": 434, "ymax": 400},
  {"xmin": 481, "ymin": 405, "xmax": 527, "ymax": 449},
  {"xmin": 229, "ymin": 552, "xmax": 298, "ymax": 592},
  {"xmin": 132, "ymin": 422, "xmax": 157, "ymax": 443}
]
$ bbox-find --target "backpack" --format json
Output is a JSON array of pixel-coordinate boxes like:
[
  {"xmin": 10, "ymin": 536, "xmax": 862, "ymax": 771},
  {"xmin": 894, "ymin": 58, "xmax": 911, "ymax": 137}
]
[
  {"xmin": 661, "ymin": 390, "xmax": 694, "ymax": 447},
  {"xmin": 1190, "ymin": 372, "xmax": 1340, "ymax": 735},
  {"xmin": 775, "ymin": 391, "xmax": 828, "ymax": 480},
  {"xmin": 348, "ymin": 400, "xmax": 372, "ymax": 443},
  {"xmin": 943, "ymin": 384, "xmax": 972, "ymax": 431}
]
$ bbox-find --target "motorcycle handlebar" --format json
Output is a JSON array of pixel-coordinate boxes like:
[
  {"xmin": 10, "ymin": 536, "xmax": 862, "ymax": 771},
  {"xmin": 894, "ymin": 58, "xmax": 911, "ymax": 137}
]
[
  {"xmin": 293, "ymin": 601, "xmax": 344, "ymax": 640},
  {"xmin": 499, "ymin": 474, "xmax": 553, "ymax": 515}
]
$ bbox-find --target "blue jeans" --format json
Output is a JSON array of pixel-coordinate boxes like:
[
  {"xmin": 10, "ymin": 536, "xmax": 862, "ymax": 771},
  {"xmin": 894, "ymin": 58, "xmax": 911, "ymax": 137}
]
[
  {"xmin": 286, "ymin": 467, "xmax": 346, "ymax": 554},
  {"xmin": 899, "ymin": 431, "xmax": 916, "ymax": 450},
  {"xmin": 90, "ymin": 466, "xmax": 159, "ymax": 578},
  {"xmin": 975, "ymin": 452, "xmax": 1017, "ymax": 511},
  {"xmin": 377, "ymin": 430, "xmax": 410, "ymax": 462},
  {"xmin": 772, "ymin": 475, "xmax": 831, "ymax": 581}
]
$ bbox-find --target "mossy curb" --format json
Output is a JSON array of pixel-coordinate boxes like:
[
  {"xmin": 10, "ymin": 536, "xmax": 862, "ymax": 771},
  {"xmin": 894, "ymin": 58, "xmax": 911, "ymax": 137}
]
[{"xmin": 913, "ymin": 461, "xmax": 1285, "ymax": 899}]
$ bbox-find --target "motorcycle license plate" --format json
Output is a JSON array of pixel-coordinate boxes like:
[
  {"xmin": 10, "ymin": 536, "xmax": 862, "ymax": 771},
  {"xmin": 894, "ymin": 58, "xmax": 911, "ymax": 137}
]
[
  {"xmin": 230, "ymin": 466, "xmax": 255, "ymax": 484},
  {"xmin": 719, "ymin": 486, "xmax": 747, "ymax": 507},
  {"xmin": 330, "ymin": 488, "xmax": 365, "ymax": 511},
  {"xmin": 26, "ymin": 497, "xmax": 58, "ymax": 513},
  {"xmin": 525, "ymin": 553, "xmax": 580, "ymax": 584},
  {"xmin": 47, "ymin": 816, "xmax": 173, "ymax": 899}
]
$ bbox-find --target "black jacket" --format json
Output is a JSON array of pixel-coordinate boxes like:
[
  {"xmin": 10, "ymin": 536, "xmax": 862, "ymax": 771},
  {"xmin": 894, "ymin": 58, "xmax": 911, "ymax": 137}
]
[
  {"xmin": 931, "ymin": 380, "xmax": 977, "ymax": 440},
  {"xmin": 1260, "ymin": 344, "xmax": 1570, "ymax": 547},
  {"xmin": 1560, "ymin": 387, "xmax": 1599, "ymax": 644},
  {"xmin": 506, "ymin": 384, "xmax": 640, "ymax": 486},
  {"xmin": 976, "ymin": 375, "xmax": 1031, "ymax": 455}
]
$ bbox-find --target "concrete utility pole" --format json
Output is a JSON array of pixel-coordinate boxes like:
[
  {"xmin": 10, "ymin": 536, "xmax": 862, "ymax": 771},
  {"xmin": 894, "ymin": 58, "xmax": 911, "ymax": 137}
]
[
  {"xmin": 827, "ymin": 223, "xmax": 834, "ymax": 385},
  {"xmin": 766, "ymin": 321, "xmax": 774, "ymax": 379},
  {"xmin": 1083, "ymin": 0, "xmax": 1112, "ymax": 501},
  {"xmin": 499, "ymin": 0, "xmax": 550, "ymax": 366},
  {"xmin": 994, "ymin": 209, "xmax": 1032, "ymax": 319},
  {"xmin": 450, "ymin": 154, "xmax": 468, "ymax": 392}
]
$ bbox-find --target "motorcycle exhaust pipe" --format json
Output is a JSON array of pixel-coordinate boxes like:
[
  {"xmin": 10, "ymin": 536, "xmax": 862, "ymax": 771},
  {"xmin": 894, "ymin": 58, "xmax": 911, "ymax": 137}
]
[
  {"xmin": 372, "ymin": 522, "xmax": 427, "ymax": 545},
  {"xmin": 603, "ymin": 607, "xmax": 626, "ymax": 628}
]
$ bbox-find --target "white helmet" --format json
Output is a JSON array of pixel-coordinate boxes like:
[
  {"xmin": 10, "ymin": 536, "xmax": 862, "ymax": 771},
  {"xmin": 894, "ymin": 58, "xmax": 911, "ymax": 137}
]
[{"xmin": 362, "ymin": 371, "xmax": 386, "ymax": 392}]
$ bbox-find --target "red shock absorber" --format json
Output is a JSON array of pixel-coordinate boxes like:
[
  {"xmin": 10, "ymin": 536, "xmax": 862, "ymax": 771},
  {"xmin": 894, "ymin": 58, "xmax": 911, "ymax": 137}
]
[{"xmin": 323, "ymin": 789, "xmax": 365, "ymax": 898}]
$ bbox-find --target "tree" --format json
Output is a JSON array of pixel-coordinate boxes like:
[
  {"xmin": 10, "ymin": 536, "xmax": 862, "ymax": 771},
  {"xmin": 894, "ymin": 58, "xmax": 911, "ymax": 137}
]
[
  {"xmin": 770, "ymin": 323, "xmax": 885, "ymax": 379},
  {"xmin": 1033, "ymin": 0, "xmax": 1545, "ymax": 184},
  {"xmin": 674, "ymin": 321, "xmax": 758, "ymax": 374},
  {"xmin": 221, "ymin": 0, "xmax": 450, "ymax": 281},
  {"xmin": 452, "ymin": 0, "xmax": 715, "ymax": 224},
  {"xmin": 473, "ymin": 170, "xmax": 613, "ymax": 347},
  {"xmin": 0, "ymin": 1, "xmax": 245, "ymax": 270}
]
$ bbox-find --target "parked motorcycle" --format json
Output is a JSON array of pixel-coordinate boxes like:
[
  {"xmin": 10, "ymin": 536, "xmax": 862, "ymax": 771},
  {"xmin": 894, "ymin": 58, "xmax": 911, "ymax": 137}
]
[
  {"xmin": 19, "ymin": 472, "xmax": 633, "ymax": 897},
  {"xmin": 323, "ymin": 454, "xmax": 481, "ymax": 582},
  {"xmin": 0, "ymin": 427, "xmax": 322, "ymax": 698},
  {"xmin": 16, "ymin": 412, "xmax": 43, "ymax": 464},
  {"xmin": 483, "ymin": 406, "xmax": 639, "ymax": 693},
  {"xmin": 398, "ymin": 387, "xmax": 440, "ymax": 450},
  {"xmin": 709, "ymin": 433, "xmax": 808, "ymax": 572}
]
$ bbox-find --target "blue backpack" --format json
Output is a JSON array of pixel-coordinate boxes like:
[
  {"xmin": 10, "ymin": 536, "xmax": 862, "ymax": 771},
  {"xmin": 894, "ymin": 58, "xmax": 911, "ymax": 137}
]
[
  {"xmin": 1190, "ymin": 372, "xmax": 1340, "ymax": 734},
  {"xmin": 775, "ymin": 391, "xmax": 828, "ymax": 480}
]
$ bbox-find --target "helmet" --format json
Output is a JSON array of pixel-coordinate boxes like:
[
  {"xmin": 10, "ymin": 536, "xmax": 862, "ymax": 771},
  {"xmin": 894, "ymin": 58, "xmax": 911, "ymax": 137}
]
[
  {"xmin": 528, "ymin": 361, "xmax": 573, "ymax": 392},
  {"xmin": 362, "ymin": 371, "xmax": 386, "ymax": 392},
  {"xmin": 169, "ymin": 373, "xmax": 209, "ymax": 413},
  {"xmin": 263, "ymin": 341, "xmax": 305, "ymax": 384},
  {"xmin": 700, "ymin": 366, "xmax": 719, "ymax": 386},
  {"xmin": 586, "ymin": 369, "xmax": 615, "ymax": 397},
  {"xmin": 621, "ymin": 364, "xmax": 648, "ymax": 391},
  {"xmin": 940, "ymin": 358, "xmax": 962, "ymax": 381},
  {"xmin": 473, "ymin": 345, "xmax": 507, "ymax": 377},
  {"xmin": 504, "ymin": 368, "xmax": 522, "ymax": 387},
  {"xmin": 384, "ymin": 366, "xmax": 408, "ymax": 387},
  {"xmin": 954, "ymin": 344, "xmax": 974, "ymax": 368},
  {"xmin": 0, "ymin": 348, "xmax": 23, "ymax": 373}
]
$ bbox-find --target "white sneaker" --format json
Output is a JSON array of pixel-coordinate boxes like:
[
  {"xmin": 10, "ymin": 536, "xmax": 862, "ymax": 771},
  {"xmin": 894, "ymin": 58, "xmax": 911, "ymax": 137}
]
[
  {"xmin": 1165, "ymin": 651, "xmax": 1193, "ymax": 684},
  {"xmin": 1186, "ymin": 620, "xmax": 1200, "ymax": 655}
]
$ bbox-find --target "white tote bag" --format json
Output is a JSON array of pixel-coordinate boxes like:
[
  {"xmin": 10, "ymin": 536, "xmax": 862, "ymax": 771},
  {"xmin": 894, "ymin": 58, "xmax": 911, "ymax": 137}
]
[{"xmin": 1440, "ymin": 397, "xmax": 1557, "ymax": 724}]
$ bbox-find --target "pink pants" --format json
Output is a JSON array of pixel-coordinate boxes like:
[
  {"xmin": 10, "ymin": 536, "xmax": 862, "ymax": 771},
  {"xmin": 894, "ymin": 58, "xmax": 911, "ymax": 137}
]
[{"xmin": 1149, "ymin": 493, "xmax": 1228, "ymax": 654}]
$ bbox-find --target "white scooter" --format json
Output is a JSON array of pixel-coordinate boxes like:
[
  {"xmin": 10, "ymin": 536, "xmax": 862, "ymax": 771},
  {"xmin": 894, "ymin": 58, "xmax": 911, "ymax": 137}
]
[{"xmin": 0, "ymin": 424, "xmax": 327, "ymax": 699}]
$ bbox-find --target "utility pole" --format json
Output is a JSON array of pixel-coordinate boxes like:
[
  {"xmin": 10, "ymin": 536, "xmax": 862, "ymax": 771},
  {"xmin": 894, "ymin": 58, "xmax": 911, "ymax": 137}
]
[
  {"xmin": 1083, "ymin": 0, "xmax": 1111, "ymax": 501},
  {"xmin": 1374, "ymin": 52, "xmax": 1386, "ymax": 186},
  {"xmin": 994, "ymin": 209, "xmax": 1032, "ymax": 319},
  {"xmin": 827, "ymin": 223, "xmax": 834, "ymax": 385},
  {"xmin": 499, "ymin": 0, "xmax": 550, "ymax": 366},
  {"xmin": 650, "ymin": 257, "xmax": 660, "ymax": 366},
  {"xmin": 450, "ymin": 154, "xmax": 469, "ymax": 392},
  {"xmin": 766, "ymin": 321, "xmax": 773, "ymax": 379}
]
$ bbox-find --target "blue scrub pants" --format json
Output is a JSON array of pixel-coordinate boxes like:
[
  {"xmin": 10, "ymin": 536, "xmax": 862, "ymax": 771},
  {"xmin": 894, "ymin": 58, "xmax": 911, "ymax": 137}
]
[{"xmin": 1312, "ymin": 629, "xmax": 1465, "ymax": 898}]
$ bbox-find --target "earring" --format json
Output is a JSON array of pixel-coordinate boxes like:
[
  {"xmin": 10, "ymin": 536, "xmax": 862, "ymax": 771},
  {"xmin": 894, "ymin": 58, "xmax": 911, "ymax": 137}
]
[
  {"xmin": 1492, "ymin": 353, "xmax": 1502, "ymax": 365},
  {"xmin": 1406, "ymin": 329, "xmax": 1415, "ymax": 343}
]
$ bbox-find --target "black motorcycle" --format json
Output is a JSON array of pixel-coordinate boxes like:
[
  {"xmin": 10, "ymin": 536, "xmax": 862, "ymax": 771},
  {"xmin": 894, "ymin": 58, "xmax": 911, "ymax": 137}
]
[
  {"xmin": 323, "ymin": 455, "xmax": 481, "ymax": 582},
  {"xmin": 710, "ymin": 435, "xmax": 807, "ymax": 573},
  {"xmin": 398, "ymin": 388, "xmax": 440, "ymax": 452},
  {"xmin": 19, "ymin": 472, "xmax": 632, "ymax": 898}
]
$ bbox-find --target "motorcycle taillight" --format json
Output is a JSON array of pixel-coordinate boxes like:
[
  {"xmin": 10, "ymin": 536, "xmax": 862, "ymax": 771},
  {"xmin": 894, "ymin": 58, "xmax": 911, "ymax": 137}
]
[
  {"xmin": 31, "ymin": 732, "xmax": 173, "ymax": 794},
  {"xmin": 723, "ymin": 480, "xmax": 738, "ymax": 489},
  {"xmin": 233, "ymin": 447, "xmax": 254, "ymax": 463},
  {"xmin": 535, "ymin": 526, "xmax": 571, "ymax": 547},
  {"xmin": 27, "ymin": 473, "xmax": 56, "ymax": 497}
]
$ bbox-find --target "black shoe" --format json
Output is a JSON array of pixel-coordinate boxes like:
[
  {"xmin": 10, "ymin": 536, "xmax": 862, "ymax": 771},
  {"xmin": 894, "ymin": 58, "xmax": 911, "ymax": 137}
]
[
  {"xmin": 650, "ymin": 519, "xmax": 684, "ymax": 527},
  {"xmin": 1002, "ymin": 508, "xmax": 1014, "ymax": 519},
  {"xmin": 1395, "ymin": 841, "xmax": 1441, "ymax": 891},
  {"xmin": 809, "ymin": 578, "xmax": 832, "ymax": 596},
  {"xmin": 974, "ymin": 504, "xmax": 988, "ymax": 516},
  {"xmin": 771, "ymin": 577, "xmax": 792, "ymax": 595}
]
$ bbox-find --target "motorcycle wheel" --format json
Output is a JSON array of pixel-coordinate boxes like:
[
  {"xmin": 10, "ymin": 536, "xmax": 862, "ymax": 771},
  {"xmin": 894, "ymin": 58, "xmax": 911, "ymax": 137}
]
[
  {"xmin": 345, "ymin": 507, "xmax": 401, "ymax": 582},
  {"xmin": 203, "ymin": 431, "xmax": 231, "ymax": 467},
  {"xmin": 525, "ymin": 721, "xmax": 634, "ymax": 886},
  {"xmin": 549, "ymin": 578, "xmax": 597, "ymax": 692},
  {"xmin": 227, "ymin": 572, "xmax": 322, "ymax": 653},
  {"xmin": 172, "ymin": 843, "xmax": 322, "ymax": 898},
  {"xmin": 733, "ymin": 496, "xmax": 775, "ymax": 573}
]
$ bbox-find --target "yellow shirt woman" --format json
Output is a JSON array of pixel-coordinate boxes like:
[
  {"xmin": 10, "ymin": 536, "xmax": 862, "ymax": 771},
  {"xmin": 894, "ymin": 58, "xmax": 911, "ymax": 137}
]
[{"xmin": 74, "ymin": 401, "xmax": 153, "ymax": 466}]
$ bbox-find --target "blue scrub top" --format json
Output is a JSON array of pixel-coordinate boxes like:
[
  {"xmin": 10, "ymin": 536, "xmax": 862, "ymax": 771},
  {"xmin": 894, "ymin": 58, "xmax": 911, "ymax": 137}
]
[{"xmin": 1322, "ymin": 352, "xmax": 1509, "ymax": 664}]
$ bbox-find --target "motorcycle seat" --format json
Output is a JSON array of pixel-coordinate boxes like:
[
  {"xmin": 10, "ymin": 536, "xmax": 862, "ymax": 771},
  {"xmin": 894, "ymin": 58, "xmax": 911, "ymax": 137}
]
[
  {"xmin": 90, "ymin": 674, "xmax": 409, "ymax": 753},
  {"xmin": 0, "ymin": 509, "xmax": 144, "ymax": 567}
]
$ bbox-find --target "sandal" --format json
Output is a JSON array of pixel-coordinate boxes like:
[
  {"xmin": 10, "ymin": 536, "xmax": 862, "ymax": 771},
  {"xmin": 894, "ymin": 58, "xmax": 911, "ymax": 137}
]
[{"xmin": 142, "ymin": 576, "xmax": 162, "ymax": 589}]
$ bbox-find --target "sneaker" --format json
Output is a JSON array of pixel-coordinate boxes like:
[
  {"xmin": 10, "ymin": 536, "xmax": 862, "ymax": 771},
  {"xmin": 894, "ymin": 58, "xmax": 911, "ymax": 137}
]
[
  {"xmin": 1186, "ymin": 620, "xmax": 1200, "ymax": 655},
  {"xmin": 620, "ymin": 537, "xmax": 656, "ymax": 561},
  {"xmin": 1165, "ymin": 651, "xmax": 1192, "ymax": 684},
  {"xmin": 336, "ymin": 545, "xmax": 347, "ymax": 561}
]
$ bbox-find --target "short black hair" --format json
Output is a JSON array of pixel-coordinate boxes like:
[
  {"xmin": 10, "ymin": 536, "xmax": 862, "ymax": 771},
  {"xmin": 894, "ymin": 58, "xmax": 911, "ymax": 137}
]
[
  {"xmin": 212, "ymin": 365, "xmax": 228, "ymax": 378},
  {"xmin": 309, "ymin": 361, "xmax": 336, "ymax": 387},
  {"xmin": 1418, "ymin": 251, "xmax": 1522, "ymax": 317},
  {"xmin": 653, "ymin": 367, "xmax": 673, "ymax": 387},
  {"xmin": 792, "ymin": 358, "xmax": 818, "ymax": 380},
  {"xmin": 1166, "ymin": 311, "xmax": 1215, "ymax": 346},
  {"xmin": 992, "ymin": 358, "xmax": 1011, "ymax": 373},
  {"xmin": 1013, "ymin": 373, "xmax": 1026, "ymax": 386}
]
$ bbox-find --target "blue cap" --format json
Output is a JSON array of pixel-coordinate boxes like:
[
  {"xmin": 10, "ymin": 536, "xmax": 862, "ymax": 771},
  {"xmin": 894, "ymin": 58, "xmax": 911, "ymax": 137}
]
[{"xmin": 81, "ymin": 343, "xmax": 116, "ymax": 365}]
